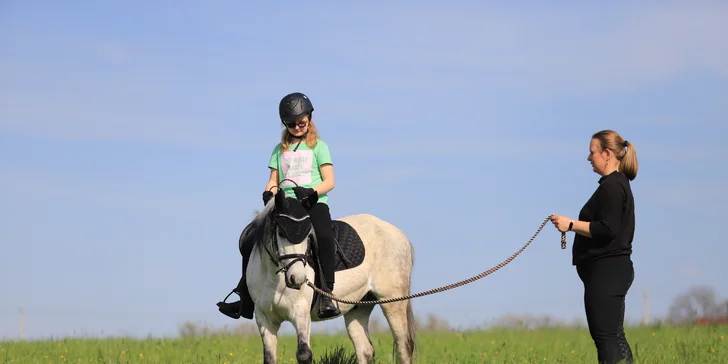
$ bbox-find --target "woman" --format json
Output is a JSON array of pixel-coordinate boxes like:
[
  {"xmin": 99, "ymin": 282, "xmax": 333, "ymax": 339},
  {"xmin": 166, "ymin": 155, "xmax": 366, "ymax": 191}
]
[
  {"xmin": 550, "ymin": 129, "xmax": 638, "ymax": 364},
  {"xmin": 217, "ymin": 92, "xmax": 341, "ymax": 320}
]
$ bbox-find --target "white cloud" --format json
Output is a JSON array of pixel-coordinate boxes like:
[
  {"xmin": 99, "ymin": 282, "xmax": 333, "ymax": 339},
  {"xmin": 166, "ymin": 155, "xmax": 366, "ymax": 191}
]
[
  {"xmin": 96, "ymin": 41, "xmax": 128, "ymax": 64},
  {"xmin": 650, "ymin": 184, "xmax": 728, "ymax": 208},
  {"xmin": 678, "ymin": 266, "xmax": 702, "ymax": 278},
  {"xmin": 306, "ymin": 2, "xmax": 728, "ymax": 94}
]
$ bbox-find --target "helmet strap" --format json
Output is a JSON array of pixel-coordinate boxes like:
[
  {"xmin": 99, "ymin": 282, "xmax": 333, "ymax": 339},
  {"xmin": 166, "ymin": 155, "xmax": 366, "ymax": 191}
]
[{"xmin": 292, "ymin": 130, "xmax": 308, "ymax": 152}]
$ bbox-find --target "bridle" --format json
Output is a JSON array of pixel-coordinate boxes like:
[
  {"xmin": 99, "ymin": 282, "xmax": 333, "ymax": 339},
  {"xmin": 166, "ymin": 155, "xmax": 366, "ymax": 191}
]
[
  {"xmin": 261, "ymin": 212, "xmax": 313, "ymax": 275},
  {"xmin": 260, "ymin": 178, "xmax": 314, "ymax": 275}
]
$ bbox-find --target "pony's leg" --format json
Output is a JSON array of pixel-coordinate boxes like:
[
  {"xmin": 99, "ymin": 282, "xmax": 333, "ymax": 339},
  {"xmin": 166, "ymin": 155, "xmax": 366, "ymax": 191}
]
[
  {"xmin": 343, "ymin": 304, "xmax": 376, "ymax": 364},
  {"xmin": 290, "ymin": 309, "xmax": 313, "ymax": 364},
  {"xmin": 380, "ymin": 300, "xmax": 417, "ymax": 364},
  {"xmin": 256, "ymin": 313, "xmax": 281, "ymax": 364}
]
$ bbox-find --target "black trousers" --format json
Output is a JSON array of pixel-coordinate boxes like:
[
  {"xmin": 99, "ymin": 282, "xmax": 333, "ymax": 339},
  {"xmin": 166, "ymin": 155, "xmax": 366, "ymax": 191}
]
[
  {"xmin": 235, "ymin": 202, "xmax": 336, "ymax": 292},
  {"xmin": 308, "ymin": 202, "xmax": 336, "ymax": 287},
  {"xmin": 576, "ymin": 255, "xmax": 634, "ymax": 364}
]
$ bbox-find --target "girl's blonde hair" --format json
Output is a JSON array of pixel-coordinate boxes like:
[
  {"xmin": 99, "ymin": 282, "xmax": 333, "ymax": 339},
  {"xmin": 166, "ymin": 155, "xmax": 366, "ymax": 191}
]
[
  {"xmin": 279, "ymin": 115, "xmax": 319, "ymax": 152},
  {"xmin": 592, "ymin": 129, "xmax": 639, "ymax": 181}
]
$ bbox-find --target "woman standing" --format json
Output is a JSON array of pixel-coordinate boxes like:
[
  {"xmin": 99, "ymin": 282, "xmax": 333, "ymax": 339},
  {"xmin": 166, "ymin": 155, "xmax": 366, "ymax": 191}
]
[{"xmin": 550, "ymin": 129, "xmax": 639, "ymax": 364}]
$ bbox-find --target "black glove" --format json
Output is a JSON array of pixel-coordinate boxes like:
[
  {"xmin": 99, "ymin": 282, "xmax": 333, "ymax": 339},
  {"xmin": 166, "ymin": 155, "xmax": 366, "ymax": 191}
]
[
  {"xmin": 262, "ymin": 191, "xmax": 274, "ymax": 206},
  {"xmin": 292, "ymin": 187, "xmax": 318, "ymax": 209}
]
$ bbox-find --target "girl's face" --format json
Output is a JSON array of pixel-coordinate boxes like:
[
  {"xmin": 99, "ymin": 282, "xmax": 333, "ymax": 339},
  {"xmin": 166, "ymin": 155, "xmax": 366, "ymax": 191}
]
[{"xmin": 283, "ymin": 115, "xmax": 309, "ymax": 137}]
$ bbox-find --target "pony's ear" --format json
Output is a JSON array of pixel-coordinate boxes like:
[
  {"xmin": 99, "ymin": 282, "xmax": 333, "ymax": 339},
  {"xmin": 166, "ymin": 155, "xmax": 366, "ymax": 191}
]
[{"xmin": 274, "ymin": 188, "xmax": 287, "ymax": 210}]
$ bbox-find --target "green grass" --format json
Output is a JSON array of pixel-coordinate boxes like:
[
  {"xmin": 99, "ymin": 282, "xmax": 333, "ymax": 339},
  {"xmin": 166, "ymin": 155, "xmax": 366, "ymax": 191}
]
[{"xmin": 1, "ymin": 325, "xmax": 725, "ymax": 363}]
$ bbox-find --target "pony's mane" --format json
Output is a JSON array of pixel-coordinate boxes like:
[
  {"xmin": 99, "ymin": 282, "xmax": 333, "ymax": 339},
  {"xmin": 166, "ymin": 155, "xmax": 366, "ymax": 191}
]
[{"xmin": 240, "ymin": 199, "xmax": 277, "ymax": 250}]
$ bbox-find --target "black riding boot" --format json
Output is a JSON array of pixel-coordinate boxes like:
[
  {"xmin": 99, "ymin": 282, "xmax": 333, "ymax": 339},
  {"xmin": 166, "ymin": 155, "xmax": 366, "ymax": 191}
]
[
  {"xmin": 318, "ymin": 282, "xmax": 341, "ymax": 319},
  {"xmin": 217, "ymin": 226, "xmax": 257, "ymax": 320},
  {"xmin": 217, "ymin": 276, "xmax": 254, "ymax": 319}
]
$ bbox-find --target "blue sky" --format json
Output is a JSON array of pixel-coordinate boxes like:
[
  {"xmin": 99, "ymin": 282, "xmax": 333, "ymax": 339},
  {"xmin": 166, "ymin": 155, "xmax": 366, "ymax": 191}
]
[{"xmin": 1, "ymin": 0, "xmax": 727, "ymax": 340}]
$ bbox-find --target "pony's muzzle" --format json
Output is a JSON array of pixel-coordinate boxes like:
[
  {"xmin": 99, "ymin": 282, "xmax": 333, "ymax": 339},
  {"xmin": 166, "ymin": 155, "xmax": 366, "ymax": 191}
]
[
  {"xmin": 286, "ymin": 273, "xmax": 304, "ymax": 290},
  {"xmin": 285, "ymin": 264, "xmax": 306, "ymax": 290}
]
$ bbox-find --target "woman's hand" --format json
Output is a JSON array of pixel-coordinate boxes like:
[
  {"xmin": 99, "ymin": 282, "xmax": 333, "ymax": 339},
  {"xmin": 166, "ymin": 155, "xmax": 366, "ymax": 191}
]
[{"xmin": 550, "ymin": 214, "xmax": 573, "ymax": 233}]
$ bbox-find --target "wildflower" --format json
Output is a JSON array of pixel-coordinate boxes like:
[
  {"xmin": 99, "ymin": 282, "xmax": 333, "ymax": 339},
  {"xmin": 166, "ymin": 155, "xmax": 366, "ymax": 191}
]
[{"xmin": 229, "ymin": 352, "xmax": 233, "ymax": 356}]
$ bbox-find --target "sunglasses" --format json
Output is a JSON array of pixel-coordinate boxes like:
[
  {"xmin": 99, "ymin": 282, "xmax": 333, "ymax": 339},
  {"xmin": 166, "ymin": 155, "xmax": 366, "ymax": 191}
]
[{"xmin": 282, "ymin": 119, "xmax": 308, "ymax": 128}]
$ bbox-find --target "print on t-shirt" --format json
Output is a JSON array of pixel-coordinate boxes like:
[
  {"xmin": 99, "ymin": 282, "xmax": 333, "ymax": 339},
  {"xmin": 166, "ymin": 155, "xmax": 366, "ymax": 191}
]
[{"xmin": 280, "ymin": 150, "xmax": 314, "ymax": 187}]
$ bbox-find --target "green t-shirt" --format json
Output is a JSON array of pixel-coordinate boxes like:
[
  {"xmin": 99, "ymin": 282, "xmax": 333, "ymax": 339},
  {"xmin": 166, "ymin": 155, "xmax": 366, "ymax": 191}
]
[{"xmin": 268, "ymin": 138, "xmax": 333, "ymax": 205}]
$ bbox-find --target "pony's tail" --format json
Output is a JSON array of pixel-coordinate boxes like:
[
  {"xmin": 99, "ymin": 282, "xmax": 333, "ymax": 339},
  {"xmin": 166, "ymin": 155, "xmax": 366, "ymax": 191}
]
[{"xmin": 406, "ymin": 298, "xmax": 417, "ymax": 359}]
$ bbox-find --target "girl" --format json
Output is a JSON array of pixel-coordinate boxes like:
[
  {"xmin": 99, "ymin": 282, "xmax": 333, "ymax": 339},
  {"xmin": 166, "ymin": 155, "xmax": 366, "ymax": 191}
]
[{"xmin": 217, "ymin": 92, "xmax": 340, "ymax": 320}]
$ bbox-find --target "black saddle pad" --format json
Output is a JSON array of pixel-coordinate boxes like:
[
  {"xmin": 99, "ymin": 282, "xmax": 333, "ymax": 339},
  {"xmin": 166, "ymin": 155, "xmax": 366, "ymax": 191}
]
[
  {"xmin": 308, "ymin": 219, "xmax": 366, "ymax": 286},
  {"xmin": 331, "ymin": 220, "xmax": 365, "ymax": 272}
]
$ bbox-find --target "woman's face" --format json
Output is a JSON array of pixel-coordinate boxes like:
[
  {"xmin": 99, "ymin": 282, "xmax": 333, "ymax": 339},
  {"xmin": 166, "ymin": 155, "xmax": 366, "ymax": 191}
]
[
  {"xmin": 283, "ymin": 115, "xmax": 309, "ymax": 137},
  {"xmin": 587, "ymin": 138, "xmax": 611, "ymax": 176}
]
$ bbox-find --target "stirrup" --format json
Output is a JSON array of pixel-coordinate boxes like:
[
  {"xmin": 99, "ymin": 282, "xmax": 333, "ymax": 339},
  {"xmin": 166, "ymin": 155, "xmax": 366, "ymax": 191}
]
[{"xmin": 217, "ymin": 289, "xmax": 242, "ymax": 319}]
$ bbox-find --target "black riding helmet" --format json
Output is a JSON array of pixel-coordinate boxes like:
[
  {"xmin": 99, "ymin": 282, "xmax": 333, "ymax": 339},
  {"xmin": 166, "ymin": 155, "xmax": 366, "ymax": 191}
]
[{"xmin": 279, "ymin": 92, "xmax": 314, "ymax": 124}]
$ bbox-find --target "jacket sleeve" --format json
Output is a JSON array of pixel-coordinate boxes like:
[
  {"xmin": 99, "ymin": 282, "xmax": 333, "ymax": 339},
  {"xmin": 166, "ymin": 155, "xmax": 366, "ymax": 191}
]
[{"xmin": 589, "ymin": 181, "xmax": 625, "ymax": 243}]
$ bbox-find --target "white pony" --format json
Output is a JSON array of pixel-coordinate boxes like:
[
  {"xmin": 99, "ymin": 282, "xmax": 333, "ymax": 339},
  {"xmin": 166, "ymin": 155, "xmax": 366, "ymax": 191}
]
[{"xmin": 238, "ymin": 188, "xmax": 416, "ymax": 364}]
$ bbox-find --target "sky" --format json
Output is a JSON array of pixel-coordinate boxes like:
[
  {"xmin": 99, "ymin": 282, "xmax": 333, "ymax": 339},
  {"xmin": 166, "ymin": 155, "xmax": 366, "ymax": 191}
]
[{"xmin": 1, "ymin": 0, "xmax": 727, "ymax": 341}]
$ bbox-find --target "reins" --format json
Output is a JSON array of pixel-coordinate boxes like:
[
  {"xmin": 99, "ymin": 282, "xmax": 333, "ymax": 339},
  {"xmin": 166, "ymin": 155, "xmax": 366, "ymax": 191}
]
[{"xmin": 304, "ymin": 215, "xmax": 566, "ymax": 305}]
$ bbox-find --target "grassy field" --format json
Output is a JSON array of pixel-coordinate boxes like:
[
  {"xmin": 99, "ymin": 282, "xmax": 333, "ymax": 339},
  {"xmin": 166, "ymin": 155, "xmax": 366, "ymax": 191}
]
[{"xmin": 1, "ymin": 325, "xmax": 725, "ymax": 363}]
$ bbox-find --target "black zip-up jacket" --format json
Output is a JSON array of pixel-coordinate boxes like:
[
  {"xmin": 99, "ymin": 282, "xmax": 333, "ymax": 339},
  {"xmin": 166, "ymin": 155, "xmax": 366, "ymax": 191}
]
[{"xmin": 572, "ymin": 171, "xmax": 635, "ymax": 266}]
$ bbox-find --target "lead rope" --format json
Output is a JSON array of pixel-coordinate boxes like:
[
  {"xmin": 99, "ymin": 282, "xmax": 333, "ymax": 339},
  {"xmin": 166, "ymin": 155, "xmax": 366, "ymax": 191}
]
[{"xmin": 305, "ymin": 214, "xmax": 566, "ymax": 305}]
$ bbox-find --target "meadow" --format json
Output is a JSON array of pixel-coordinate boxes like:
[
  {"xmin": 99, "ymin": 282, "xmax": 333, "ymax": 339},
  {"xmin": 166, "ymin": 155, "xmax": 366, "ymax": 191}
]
[{"xmin": 1, "ymin": 324, "xmax": 725, "ymax": 364}]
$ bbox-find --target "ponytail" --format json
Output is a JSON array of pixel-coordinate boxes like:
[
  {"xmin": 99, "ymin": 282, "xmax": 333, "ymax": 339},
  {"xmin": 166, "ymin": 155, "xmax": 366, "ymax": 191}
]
[{"xmin": 620, "ymin": 140, "xmax": 638, "ymax": 181}]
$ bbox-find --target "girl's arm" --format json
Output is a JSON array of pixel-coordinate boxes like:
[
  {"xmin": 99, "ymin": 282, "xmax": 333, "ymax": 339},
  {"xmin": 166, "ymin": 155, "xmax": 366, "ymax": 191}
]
[
  {"xmin": 265, "ymin": 168, "xmax": 279, "ymax": 192},
  {"xmin": 313, "ymin": 164, "xmax": 335, "ymax": 195}
]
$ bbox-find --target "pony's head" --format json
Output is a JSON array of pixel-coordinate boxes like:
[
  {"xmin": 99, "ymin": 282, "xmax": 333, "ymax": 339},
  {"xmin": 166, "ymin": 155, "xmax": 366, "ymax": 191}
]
[{"xmin": 255, "ymin": 187, "xmax": 315, "ymax": 290}]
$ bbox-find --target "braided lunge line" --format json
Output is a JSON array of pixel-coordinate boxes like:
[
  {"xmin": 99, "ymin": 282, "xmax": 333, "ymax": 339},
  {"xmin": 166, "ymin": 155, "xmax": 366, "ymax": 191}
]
[{"xmin": 305, "ymin": 215, "xmax": 567, "ymax": 305}]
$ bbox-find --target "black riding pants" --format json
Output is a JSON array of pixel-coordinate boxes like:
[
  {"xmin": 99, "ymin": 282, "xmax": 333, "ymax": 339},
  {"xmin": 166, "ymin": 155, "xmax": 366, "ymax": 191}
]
[
  {"xmin": 309, "ymin": 202, "xmax": 336, "ymax": 287},
  {"xmin": 235, "ymin": 202, "xmax": 336, "ymax": 291},
  {"xmin": 576, "ymin": 255, "xmax": 634, "ymax": 364}
]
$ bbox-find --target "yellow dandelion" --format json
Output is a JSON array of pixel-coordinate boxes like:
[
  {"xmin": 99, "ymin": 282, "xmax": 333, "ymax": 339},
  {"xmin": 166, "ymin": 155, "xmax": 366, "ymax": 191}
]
[
  {"xmin": 490, "ymin": 340, "xmax": 495, "ymax": 344},
  {"xmin": 140, "ymin": 353, "xmax": 144, "ymax": 358},
  {"xmin": 571, "ymin": 350, "xmax": 576, "ymax": 354},
  {"xmin": 651, "ymin": 332, "xmax": 656, "ymax": 336},
  {"xmin": 720, "ymin": 336, "xmax": 724, "ymax": 340},
  {"xmin": 482, "ymin": 351, "xmax": 488, "ymax": 357},
  {"xmin": 229, "ymin": 352, "xmax": 233, "ymax": 356},
  {"xmin": 544, "ymin": 358, "xmax": 547, "ymax": 361},
  {"xmin": 530, "ymin": 348, "xmax": 533, "ymax": 351},
  {"xmin": 45, "ymin": 356, "xmax": 49, "ymax": 359}
]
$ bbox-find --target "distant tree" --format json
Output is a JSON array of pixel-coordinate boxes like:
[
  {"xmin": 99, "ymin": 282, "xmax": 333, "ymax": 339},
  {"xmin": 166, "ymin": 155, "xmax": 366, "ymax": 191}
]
[{"xmin": 667, "ymin": 285, "xmax": 728, "ymax": 325}]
